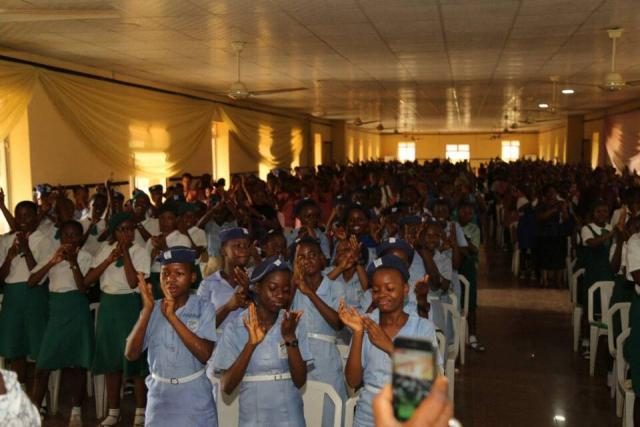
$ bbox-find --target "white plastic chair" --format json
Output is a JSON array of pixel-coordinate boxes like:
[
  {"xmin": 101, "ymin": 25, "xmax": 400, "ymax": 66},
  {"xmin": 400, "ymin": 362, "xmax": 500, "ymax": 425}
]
[
  {"xmin": 302, "ymin": 380, "xmax": 343, "ymax": 427},
  {"xmin": 571, "ymin": 268, "xmax": 585, "ymax": 352},
  {"xmin": 441, "ymin": 302, "xmax": 460, "ymax": 403},
  {"xmin": 566, "ymin": 256, "xmax": 576, "ymax": 295},
  {"xmin": 615, "ymin": 329, "xmax": 635, "ymax": 426},
  {"xmin": 496, "ymin": 204, "xmax": 505, "ymax": 248},
  {"xmin": 512, "ymin": 244, "xmax": 520, "ymax": 277},
  {"xmin": 588, "ymin": 281, "xmax": 614, "ymax": 376},
  {"xmin": 435, "ymin": 330, "xmax": 446, "ymax": 377},
  {"xmin": 458, "ymin": 275, "xmax": 470, "ymax": 366},
  {"xmin": 607, "ymin": 302, "xmax": 631, "ymax": 401},
  {"xmin": 344, "ymin": 394, "xmax": 359, "ymax": 427},
  {"xmin": 211, "ymin": 376, "xmax": 240, "ymax": 427},
  {"xmin": 337, "ymin": 344, "xmax": 349, "ymax": 370}
]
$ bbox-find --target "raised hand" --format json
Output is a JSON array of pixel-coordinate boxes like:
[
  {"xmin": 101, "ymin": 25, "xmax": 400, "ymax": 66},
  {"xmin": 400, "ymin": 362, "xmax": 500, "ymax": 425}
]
[
  {"xmin": 50, "ymin": 245, "xmax": 67, "ymax": 265},
  {"xmin": 293, "ymin": 254, "xmax": 312, "ymax": 296},
  {"xmin": 138, "ymin": 273, "xmax": 155, "ymax": 312},
  {"xmin": 16, "ymin": 232, "xmax": 30, "ymax": 253},
  {"xmin": 0, "ymin": 187, "xmax": 5, "ymax": 207},
  {"xmin": 228, "ymin": 285, "xmax": 250, "ymax": 310},
  {"xmin": 281, "ymin": 310, "xmax": 303, "ymax": 342},
  {"xmin": 362, "ymin": 316, "xmax": 394, "ymax": 354},
  {"xmin": 106, "ymin": 246, "xmax": 122, "ymax": 264},
  {"xmin": 243, "ymin": 303, "xmax": 265, "ymax": 345},
  {"xmin": 232, "ymin": 266, "xmax": 250, "ymax": 290},
  {"xmin": 338, "ymin": 299, "xmax": 364, "ymax": 333},
  {"xmin": 161, "ymin": 291, "xmax": 176, "ymax": 319}
]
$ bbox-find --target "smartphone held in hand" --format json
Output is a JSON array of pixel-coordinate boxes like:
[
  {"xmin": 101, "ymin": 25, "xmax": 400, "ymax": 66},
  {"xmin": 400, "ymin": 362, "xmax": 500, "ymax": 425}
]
[{"xmin": 392, "ymin": 337, "xmax": 436, "ymax": 421}]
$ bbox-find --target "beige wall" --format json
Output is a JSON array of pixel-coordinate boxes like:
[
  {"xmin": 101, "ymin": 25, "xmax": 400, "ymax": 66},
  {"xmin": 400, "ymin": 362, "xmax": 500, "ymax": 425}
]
[
  {"xmin": 538, "ymin": 126, "xmax": 567, "ymax": 162},
  {"xmin": 7, "ymin": 111, "xmax": 33, "ymax": 209},
  {"xmin": 345, "ymin": 127, "xmax": 380, "ymax": 162}
]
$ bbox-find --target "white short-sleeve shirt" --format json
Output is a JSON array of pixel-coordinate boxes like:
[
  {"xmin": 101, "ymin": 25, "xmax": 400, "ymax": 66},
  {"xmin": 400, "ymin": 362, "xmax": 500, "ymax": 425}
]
[
  {"xmin": 92, "ymin": 242, "xmax": 151, "ymax": 294},
  {"xmin": 33, "ymin": 249, "xmax": 93, "ymax": 293},
  {"xmin": 625, "ymin": 233, "xmax": 640, "ymax": 281},
  {"xmin": 0, "ymin": 229, "xmax": 56, "ymax": 284},
  {"xmin": 580, "ymin": 223, "xmax": 612, "ymax": 245},
  {"xmin": 134, "ymin": 217, "xmax": 160, "ymax": 247},
  {"xmin": 80, "ymin": 218, "xmax": 107, "ymax": 256}
]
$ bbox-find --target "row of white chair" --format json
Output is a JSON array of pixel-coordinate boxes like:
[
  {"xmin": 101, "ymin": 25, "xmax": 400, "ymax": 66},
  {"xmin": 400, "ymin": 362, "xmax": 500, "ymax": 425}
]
[{"xmin": 567, "ymin": 262, "xmax": 635, "ymax": 425}]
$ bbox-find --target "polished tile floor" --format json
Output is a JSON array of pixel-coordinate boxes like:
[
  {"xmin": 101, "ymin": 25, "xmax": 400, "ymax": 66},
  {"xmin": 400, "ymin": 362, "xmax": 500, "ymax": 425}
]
[{"xmin": 41, "ymin": 246, "xmax": 620, "ymax": 426}]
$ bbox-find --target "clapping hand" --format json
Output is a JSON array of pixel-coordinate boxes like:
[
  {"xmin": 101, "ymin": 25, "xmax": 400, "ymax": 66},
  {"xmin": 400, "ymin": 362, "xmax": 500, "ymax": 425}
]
[
  {"xmin": 281, "ymin": 310, "xmax": 303, "ymax": 342},
  {"xmin": 362, "ymin": 316, "xmax": 394, "ymax": 354},
  {"xmin": 138, "ymin": 273, "xmax": 154, "ymax": 312},
  {"xmin": 243, "ymin": 303, "xmax": 266, "ymax": 345},
  {"xmin": 338, "ymin": 299, "xmax": 364, "ymax": 333}
]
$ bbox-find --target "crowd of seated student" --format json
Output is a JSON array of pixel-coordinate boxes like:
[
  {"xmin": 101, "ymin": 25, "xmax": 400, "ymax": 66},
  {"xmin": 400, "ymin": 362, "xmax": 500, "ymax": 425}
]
[{"xmin": 0, "ymin": 158, "xmax": 637, "ymax": 426}]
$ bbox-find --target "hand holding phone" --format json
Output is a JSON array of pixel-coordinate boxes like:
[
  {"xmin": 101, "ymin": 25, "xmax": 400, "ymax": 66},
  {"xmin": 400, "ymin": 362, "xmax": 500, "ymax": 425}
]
[{"xmin": 392, "ymin": 337, "xmax": 436, "ymax": 422}]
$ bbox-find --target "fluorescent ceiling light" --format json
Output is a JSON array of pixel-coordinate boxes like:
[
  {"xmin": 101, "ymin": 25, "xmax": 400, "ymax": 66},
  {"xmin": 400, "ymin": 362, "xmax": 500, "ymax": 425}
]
[
  {"xmin": 553, "ymin": 415, "xmax": 566, "ymax": 422},
  {"xmin": 561, "ymin": 89, "xmax": 575, "ymax": 95},
  {"xmin": 538, "ymin": 103, "xmax": 549, "ymax": 109}
]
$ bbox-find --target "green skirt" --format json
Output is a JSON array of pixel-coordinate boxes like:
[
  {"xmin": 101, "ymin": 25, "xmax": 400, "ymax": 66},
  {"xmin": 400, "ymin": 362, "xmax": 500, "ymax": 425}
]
[
  {"xmin": 0, "ymin": 282, "xmax": 48, "ymax": 359},
  {"xmin": 459, "ymin": 256, "xmax": 478, "ymax": 311},
  {"xmin": 624, "ymin": 294, "xmax": 640, "ymax": 394},
  {"xmin": 92, "ymin": 293, "xmax": 147, "ymax": 376},
  {"xmin": 37, "ymin": 291, "xmax": 94, "ymax": 370}
]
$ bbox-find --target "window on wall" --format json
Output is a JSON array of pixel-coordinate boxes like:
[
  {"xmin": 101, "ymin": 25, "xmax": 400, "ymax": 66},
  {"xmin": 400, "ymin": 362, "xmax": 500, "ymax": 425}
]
[
  {"xmin": 397, "ymin": 142, "xmax": 416, "ymax": 162},
  {"xmin": 501, "ymin": 140, "xmax": 520, "ymax": 162},
  {"xmin": 445, "ymin": 144, "xmax": 470, "ymax": 163}
]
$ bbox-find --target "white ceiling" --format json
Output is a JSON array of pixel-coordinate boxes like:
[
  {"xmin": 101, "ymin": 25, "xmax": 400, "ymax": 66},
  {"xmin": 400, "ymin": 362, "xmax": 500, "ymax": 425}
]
[{"xmin": 1, "ymin": 0, "xmax": 640, "ymax": 132}]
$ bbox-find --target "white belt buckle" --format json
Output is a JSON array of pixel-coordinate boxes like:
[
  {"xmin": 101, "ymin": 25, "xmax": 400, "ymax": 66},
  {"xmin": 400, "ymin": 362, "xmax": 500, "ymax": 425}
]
[
  {"xmin": 273, "ymin": 373, "xmax": 285, "ymax": 381},
  {"xmin": 170, "ymin": 378, "xmax": 179, "ymax": 385}
]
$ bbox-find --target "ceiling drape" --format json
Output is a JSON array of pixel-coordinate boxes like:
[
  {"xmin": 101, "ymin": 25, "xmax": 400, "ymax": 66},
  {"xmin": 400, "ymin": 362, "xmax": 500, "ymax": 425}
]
[{"xmin": 0, "ymin": 59, "xmax": 308, "ymax": 177}]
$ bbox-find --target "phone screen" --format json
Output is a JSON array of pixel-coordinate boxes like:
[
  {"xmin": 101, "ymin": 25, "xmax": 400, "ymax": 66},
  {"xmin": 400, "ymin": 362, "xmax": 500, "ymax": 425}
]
[{"xmin": 392, "ymin": 339, "xmax": 435, "ymax": 421}]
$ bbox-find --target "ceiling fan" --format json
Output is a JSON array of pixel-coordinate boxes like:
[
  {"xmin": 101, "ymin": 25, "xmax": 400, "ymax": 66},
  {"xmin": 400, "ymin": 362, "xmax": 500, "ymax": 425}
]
[
  {"xmin": 220, "ymin": 42, "xmax": 307, "ymax": 100},
  {"xmin": 599, "ymin": 28, "xmax": 640, "ymax": 91},
  {"xmin": 0, "ymin": 8, "xmax": 120, "ymax": 22},
  {"xmin": 352, "ymin": 117, "xmax": 378, "ymax": 126}
]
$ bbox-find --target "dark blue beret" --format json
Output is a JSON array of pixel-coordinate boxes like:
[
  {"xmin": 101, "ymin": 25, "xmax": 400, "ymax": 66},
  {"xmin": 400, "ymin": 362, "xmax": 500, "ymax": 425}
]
[
  {"xmin": 157, "ymin": 246, "xmax": 197, "ymax": 265},
  {"xmin": 220, "ymin": 227, "xmax": 250, "ymax": 244},
  {"xmin": 376, "ymin": 237, "xmax": 415, "ymax": 261},
  {"xmin": 149, "ymin": 184, "xmax": 164, "ymax": 193},
  {"xmin": 366, "ymin": 254, "xmax": 410, "ymax": 282},
  {"xmin": 250, "ymin": 255, "xmax": 291, "ymax": 283}
]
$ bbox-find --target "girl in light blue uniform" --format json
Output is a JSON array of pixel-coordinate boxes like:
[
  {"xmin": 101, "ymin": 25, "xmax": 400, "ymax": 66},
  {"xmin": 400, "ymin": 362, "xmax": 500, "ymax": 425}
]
[
  {"xmin": 197, "ymin": 227, "xmax": 252, "ymax": 332},
  {"xmin": 214, "ymin": 256, "xmax": 312, "ymax": 427},
  {"xmin": 339, "ymin": 255, "xmax": 441, "ymax": 427},
  {"xmin": 290, "ymin": 237, "xmax": 347, "ymax": 427},
  {"xmin": 125, "ymin": 247, "xmax": 217, "ymax": 427},
  {"xmin": 286, "ymin": 199, "xmax": 331, "ymax": 260}
]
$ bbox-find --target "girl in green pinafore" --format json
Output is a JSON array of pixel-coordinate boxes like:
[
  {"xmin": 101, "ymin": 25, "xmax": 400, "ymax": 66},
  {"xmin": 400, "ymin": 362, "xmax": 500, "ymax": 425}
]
[
  {"xmin": 578, "ymin": 201, "xmax": 616, "ymax": 325},
  {"xmin": 28, "ymin": 220, "xmax": 94, "ymax": 427},
  {"xmin": 83, "ymin": 213, "xmax": 151, "ymax": 427},
  {"xmin": 0, "ymin": 201, "xmax": 56, "ymax": 386},
  {"xmin": 608, "ymin": 217, "xmax": 640, "ymax": 341}
]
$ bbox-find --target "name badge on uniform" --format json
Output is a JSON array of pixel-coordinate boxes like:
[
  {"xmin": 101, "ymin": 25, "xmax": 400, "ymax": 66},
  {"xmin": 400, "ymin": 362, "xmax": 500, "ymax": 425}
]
[
  {"xmin": 187, "ymin": 319, "xmax": 199, "ymax": 332},
  {"xmin": 278, "ymin": 343, "xmax": 288, "ymax": 359}
]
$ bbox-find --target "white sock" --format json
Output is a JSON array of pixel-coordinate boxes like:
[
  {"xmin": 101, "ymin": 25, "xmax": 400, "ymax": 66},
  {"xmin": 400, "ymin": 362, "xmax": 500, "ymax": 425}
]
[
  {"xmin": 70, "ymin": 406, "xmax": 82, "ymax": 416},
  {"xmin": 107, "ymin": 408, "xmax": 120, "ymax": 417},
  {"xmin": 135, "ymin": 407, "xmax": 145, "ymax": 416}
]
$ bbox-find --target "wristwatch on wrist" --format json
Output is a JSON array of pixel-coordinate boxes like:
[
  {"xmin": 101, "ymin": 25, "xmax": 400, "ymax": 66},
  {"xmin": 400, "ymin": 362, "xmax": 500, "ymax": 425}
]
[{"xmin": 284, "ymin": 339, "xmax": 299, "ymax": 348}]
